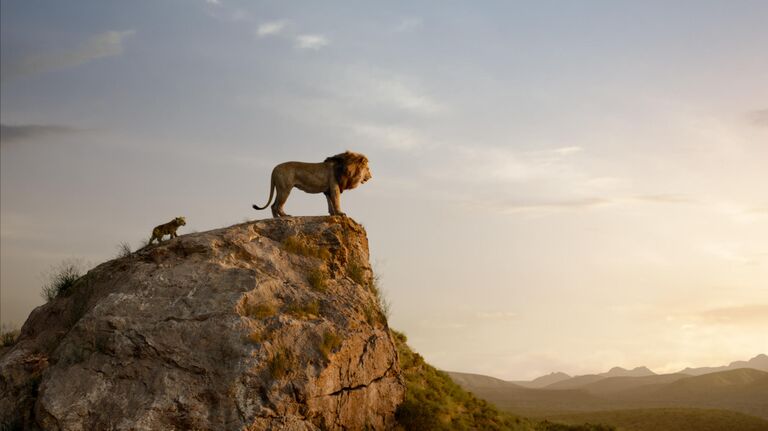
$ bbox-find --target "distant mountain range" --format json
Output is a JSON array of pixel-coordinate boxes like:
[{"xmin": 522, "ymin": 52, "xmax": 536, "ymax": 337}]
[
  {"xmin": 678, "ymin": 353, "xmax": 768, "ymax": 376},
  {"xmin": 510, "ymin": 353, "xmax": 768, "ymax": 389},
  {"xmin": 446, "ymin": 354, "xmax": 768, "ymax": 425}
]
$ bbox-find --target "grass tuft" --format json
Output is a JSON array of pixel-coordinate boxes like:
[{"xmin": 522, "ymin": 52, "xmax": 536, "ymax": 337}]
[
  {"xmin": 307, "ymin": 266, "xmax": 329, "ymax": 292},
  {"xmin": 287, "ymin": 300, "xmax": 320, "ymax": 319},
  {"xmin": 246, "ymin": 330, "xmax": 263, "ymax": 344},
  {"xmin": 346, "ymin": 260, "xmax": 368, "ymax": 286},
  {"xmin": 116, "ymin": 242, "xmax": 132, "ymax": 258},
  {"xmin": 283, "ymin": 235, "xmax": 331, "ymax": 260},
  {"xmin": 1, "ymin": 325, "xmax": 20, "ymax": 347},
  {"xmin": 40, "ymin": 260, "xmax": 84, "ymax": 302},
  {"xmin": 243, "ymin": 300, "xmax": 276, "ymax": 320},
  {"xmin": 269, "ymin": 350, "xmax": 292, "ymax": 379},
  {"xmin": 319, "ymin": 330, "xmax": 342, "ymax": 360}
]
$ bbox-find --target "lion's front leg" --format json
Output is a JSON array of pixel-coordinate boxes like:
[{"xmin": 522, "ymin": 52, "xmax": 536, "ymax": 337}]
[
  {"xmin": 324, "ymin": 192, "xmax": 335, "ymax": 215},
  {"xmin": 328, "ymin": 186, "xmax": 345, "ymax": 216}
]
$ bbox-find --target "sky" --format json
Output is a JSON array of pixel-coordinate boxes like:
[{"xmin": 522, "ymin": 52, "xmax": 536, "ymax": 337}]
[{"xmin": 1, "ymin": 0, "xmax": 766, "ymax": 380}]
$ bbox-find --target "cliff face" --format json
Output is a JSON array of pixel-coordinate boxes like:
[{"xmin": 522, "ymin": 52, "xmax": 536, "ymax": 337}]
[{"xmin": 0, "ymin": 216, "xmax": 404, "ymax": 430}]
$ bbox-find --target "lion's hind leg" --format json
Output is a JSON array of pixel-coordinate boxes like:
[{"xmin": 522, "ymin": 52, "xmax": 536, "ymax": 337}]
[{"xmin": 272, "ymin": 187, "xmax": 291, "ymax": 218}]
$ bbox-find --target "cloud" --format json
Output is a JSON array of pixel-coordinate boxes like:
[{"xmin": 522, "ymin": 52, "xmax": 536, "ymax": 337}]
[
  {"xmin": 393, "ymin": 17, "xmax": 423, "ymax": 33},
  {"xmin": 295, "ymin": 34, "xmax": 329, "ymax": 50},
  {"xmin": 332, "ymin": 69, "xmax": 445, "ymax": 116},
  {"xmin": 696, "ymin": 305, "xmax": 768, "ymax": 326},
  {"xmin": 205, "ymin": 0, "xmax": 221, "ymax": 4},
  {"xmin": 631, "ymin": 194, "xmax": 695, "ymax": 204},
  {"xmin": 349, "ymin": 123, "xmax": 431, "ymax": 151},
  {"xmin": 499, "ymin": 197, "xmax": 615, "ymax": 214},
  {"xmin": 0, "ymin": 124, "xmax": 82, "ymax": 145},
  {"xmin": 747, "ymin": 109, "xmax": 768, "ymax": 127},
  {"xmin": 476, "ymin": 311, "xmax": 518, "ymax": 321},
  {"xmin": 256, "ymin": 20, "xmax": 287, "ymax": 37},
  {"xmin": 2, "ymin": 30, "xmax": 135, "ymax": 82}
]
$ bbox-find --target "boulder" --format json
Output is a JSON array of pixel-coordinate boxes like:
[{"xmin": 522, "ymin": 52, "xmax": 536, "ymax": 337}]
[{"xmin": 0, "ymin": 216, "xmax": 403, "ymax": 430}]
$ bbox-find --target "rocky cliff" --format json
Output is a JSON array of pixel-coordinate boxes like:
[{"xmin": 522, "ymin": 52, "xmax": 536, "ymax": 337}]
[{"xmin": 0, "ymin": 216, "xmax": 404, "ymax": 430}]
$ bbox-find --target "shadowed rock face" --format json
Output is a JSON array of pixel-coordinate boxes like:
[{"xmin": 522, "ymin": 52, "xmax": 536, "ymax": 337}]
[{"xmin": 0, "ymin": 216, "xmax": 404, "ymax": 430}]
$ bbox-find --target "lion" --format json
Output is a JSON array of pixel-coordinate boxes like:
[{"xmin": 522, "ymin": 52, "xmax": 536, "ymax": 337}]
[
  {"xmin": 148, "ymin": 217, "xmax": 186, "ymax": 244},
  {"xmin": 252, "ymin": 151, "xmax": 372, "ymax": 218}
]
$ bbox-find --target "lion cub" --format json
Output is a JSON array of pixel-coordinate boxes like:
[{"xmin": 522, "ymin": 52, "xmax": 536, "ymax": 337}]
[{"xmin": 148, "ymin": 217, "xmax": 186, "ymax": 244}]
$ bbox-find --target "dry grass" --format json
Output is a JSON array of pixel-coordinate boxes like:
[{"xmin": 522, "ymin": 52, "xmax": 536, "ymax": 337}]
[
  {"xmin": 307, "ymin": 266, "xmax": 329, "ymax": 292},
  {"xmin": 116, "ymin": 242, "xmax": 132, "ymax": 258},
  {"xmin": 287, "ymin": 300, "xmax": 320, "ymax": 319},
  {"xmin": 1, "ymin": 325, "xmax": 20, "ymax": 347},
  {"xmin": 346, "ymin": 260, "xmax": 368, "ymax": 286},
  {"xmin": 243, "ymin": 300, "xmax": 277, "ymax": 320},
  {"xmin": 269, "ymin": 350, "xmax": 292, "ymax": 379},
  {"xmin": 283, "ymin": 235, "xmax": 331, "ymax": 260},
  {"xmin": 40, "ymin": 259, "xmax": 84, "ymax": 302},
  {"xmin": 319, "ymin": 330, "xmax": 342, "ymax": 360},
  {"xmin": 246, "ymin": 330, "xmax": 263, "ymax": 344}
]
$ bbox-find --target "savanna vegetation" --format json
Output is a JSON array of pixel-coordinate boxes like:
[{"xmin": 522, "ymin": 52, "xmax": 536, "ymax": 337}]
[
  {"xmin": 392, "ymin": 330, "xmax": 613, "ymax": 431},
  {"xmin": 545, "ymin": 408, "xmax": 768, "ymax": 431}
]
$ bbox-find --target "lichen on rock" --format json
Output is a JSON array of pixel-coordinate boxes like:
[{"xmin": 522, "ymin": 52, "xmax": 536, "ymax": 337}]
[{"xmin": 0, "ymin": 216, "xmax": 404, "ymax": 430}]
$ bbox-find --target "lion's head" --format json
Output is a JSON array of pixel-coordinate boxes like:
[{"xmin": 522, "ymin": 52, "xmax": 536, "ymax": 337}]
[
  {"xmin": 174, "ymin": 217, "xmax": 187, "ymax": 226},
  {"xmin": 325, "ymin": 151, "xmax": 372, "ymax": 191}
]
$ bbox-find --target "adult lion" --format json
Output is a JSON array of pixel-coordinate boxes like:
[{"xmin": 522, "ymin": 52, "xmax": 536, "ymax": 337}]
[{"xmin": 253, "ymin": 151, "xmax": 372, "ymax": 218}]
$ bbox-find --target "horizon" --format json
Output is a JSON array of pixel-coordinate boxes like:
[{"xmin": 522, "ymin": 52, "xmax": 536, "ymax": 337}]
[
  {"xmin": 2, "ymin": 0, "xmax": 767, "ymax": 381},
  {"xmin": 448, "ymin": 352, "xmax": 768, "ymax": 381}
]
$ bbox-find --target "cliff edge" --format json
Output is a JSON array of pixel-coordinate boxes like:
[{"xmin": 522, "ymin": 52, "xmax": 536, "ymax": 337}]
[{"xmin": 1, "ymin": 216, "xmax": 404, "ymax": 430}]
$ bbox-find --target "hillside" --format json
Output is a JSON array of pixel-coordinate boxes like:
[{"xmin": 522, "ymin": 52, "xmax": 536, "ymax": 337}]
[
  {"xmin": 543, "ymin": 367, "xmax": 655, "ymax": 390},
  {"xmin": 0, "ymin": 217, "xmax": 403, "ymax": 430},
  {"xmin": 513, "ymin": 372, "xmax": 572, "ymax": 389},
  {"xmin": 396, "ymin": 334, "xmax": 612, "ymax": 431},
  {"xmin": 576, "ymin": 374, "xmax": 690, "ymax": 395}
]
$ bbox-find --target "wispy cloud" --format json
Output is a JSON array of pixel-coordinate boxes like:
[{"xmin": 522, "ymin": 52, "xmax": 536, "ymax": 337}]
[
  {"xmin": 334, "ymin": 68, "xmax": 446, "ymax": 116},
  {"xmin": 693, "ymin": 305, "xmax": 768, "ymax": 326},
  {"xmin": 476, "ymin": 311, "xmax": 518, "ymax": 321},
  {"xmin": 205, "ymin": 0, "xmax": 221, "ymax": 5},
  {"xmin": 349, "ymin": 123, "xmax": 431, "ymax": 151},
  {"xmin": 747, "ymin": 109, "xmax": 768, "ymax": 127},
  {"xmin": 2, "ymin": 30, "xmax": 135, "ymax": 82},
  {"xmin": 499, "ymin": 198, "xmax": 615, "ymax": 214},
  {"xmin": 632, "ymin": 194, "xmax": 694, "ymax": 204},
  {"xmin": 701, "ymin": 305, "xmax": 768, "ymax": 325},
  {"xmin": 393, "ymin": 17, "xmax": 423, "ymax": 33},
  {"xmin": 0, "ymin": 124, "xmax": 82, "ymax": 145},
  {"xmin": 256, "ymin": 20, "xmax": 287, "ymax": 37},
  {"xmin": 295, "ymin": 34, "xmax": 329, "ymax": 50}
]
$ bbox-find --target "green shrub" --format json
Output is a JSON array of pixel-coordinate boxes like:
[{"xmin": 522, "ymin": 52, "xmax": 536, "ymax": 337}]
[
  {"xmin": 319, "ymin": 330, "xmax": 342, "ymax": 360},
  {"xmin": 40, "ymin": 260, "xmax": 84, "ymax": 302},
  {"xmin": 283, "ymin": 235, "xmax": 331, "ymax": 260},
  {"xmin": 307, "ymin": 267, "xmax": 328, "ymax": 292}
]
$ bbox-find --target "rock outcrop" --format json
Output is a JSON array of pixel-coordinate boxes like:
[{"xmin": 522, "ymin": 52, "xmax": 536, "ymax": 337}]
[{"xmin": 0, "ymin": 216, "xmax": 404, "ymax": 430}]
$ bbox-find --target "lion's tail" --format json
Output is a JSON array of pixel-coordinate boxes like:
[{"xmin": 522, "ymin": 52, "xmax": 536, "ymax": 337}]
[{"xmin": 252, "ymin": 172, "xmax": 276, "ymax": 211}]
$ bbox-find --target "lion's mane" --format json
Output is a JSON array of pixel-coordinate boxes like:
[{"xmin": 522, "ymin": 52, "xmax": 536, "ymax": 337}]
[{"xmin": 325, "ymin": 151, "xmax": 370, "ymax": 192}]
